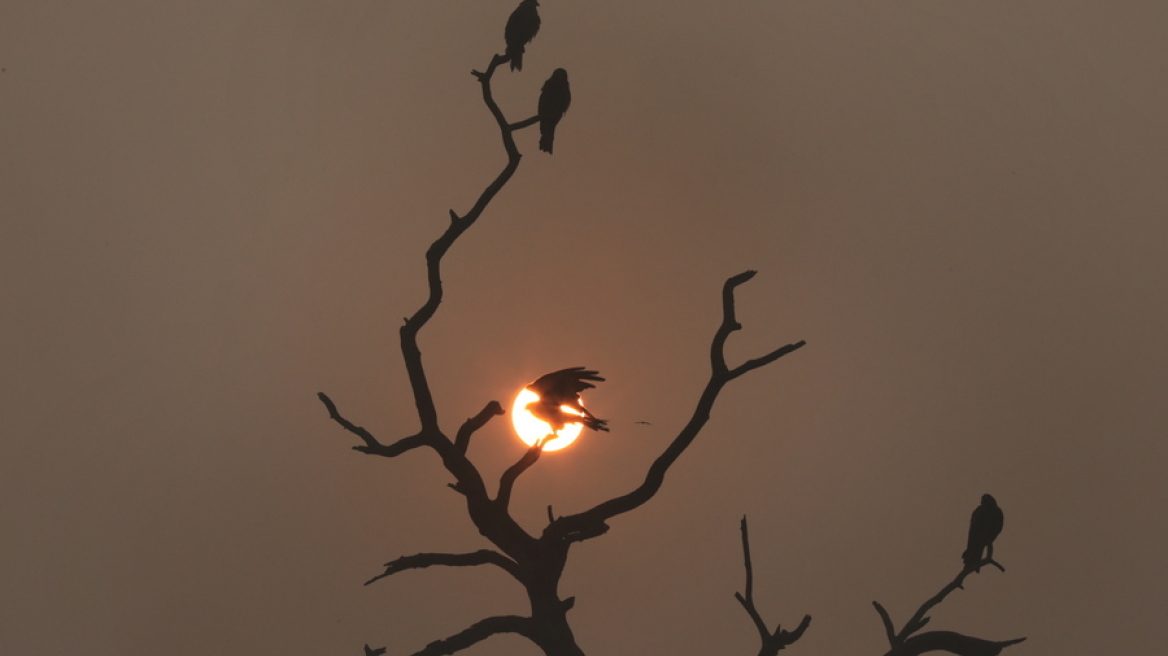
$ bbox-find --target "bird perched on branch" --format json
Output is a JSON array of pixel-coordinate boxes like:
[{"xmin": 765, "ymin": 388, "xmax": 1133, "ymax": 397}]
[
  {"xmin": 525, "ymin": 367, "xmax": 608, "ymax": 434},
  {"xmin": 504, "ymin": 0, "xmax": 541, "ymax": 72},
  {"xmin": 538, "ymin": 68, "xmax": 571, "ymax": 153},
  {"xmin": 962, "ymin": 493, "xmax": 1004, "ymax": 572}
]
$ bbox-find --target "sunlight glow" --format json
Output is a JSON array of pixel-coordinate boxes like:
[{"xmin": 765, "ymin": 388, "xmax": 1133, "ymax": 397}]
[{"xmin": 510, "ymin": 388, "xmax": 583, "ymax": 452}]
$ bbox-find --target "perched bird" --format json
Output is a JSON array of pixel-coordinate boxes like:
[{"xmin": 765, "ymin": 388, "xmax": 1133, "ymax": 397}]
[
  {"xmin": 504, "ymin": 0, "xmax": 541, "ymax": 72},
  {"xmin": 962, "ymin": 494, "xmax": 1004, "ymax": 572},
  {"xmin": 525, "ymin": 367, "xmax": 609, "ymax": 434},
  {"xmin": 538, "ymin": 68, "xmax": 571, "ymax": 154}
]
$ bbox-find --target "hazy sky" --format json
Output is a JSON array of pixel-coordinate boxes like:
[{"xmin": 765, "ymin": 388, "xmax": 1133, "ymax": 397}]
[{"xmin": 3, "ymin": 2, "xmax": 1167, "ymax": 655}]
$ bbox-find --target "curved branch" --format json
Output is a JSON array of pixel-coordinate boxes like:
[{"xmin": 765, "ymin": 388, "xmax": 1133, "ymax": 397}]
[
  {"xmin": 400, "ymin": 53, "xmax": 527, "ymax": 436},
  {"xmin": 364, "ymin": 549, "xmax": 521, "ymax": 586},
  {"xmin": 873, "ymin": 601, "xmax": 897, "ymax": 647},
  {"xmin": 318, "ymin": 392, "xmax": 436, "ymax": 456},
  {"xmin": 545, "ymin": 272, "xmax": 805, "ymax": 542},
  {"xmin": 875, "ymin": 558, "xmax": 1024, "ymax": 655},
  {"xmin": 884, "ymin": 632, "xmax": 1026, "ymax": 656},
  {"xmin": 895, "ymin": 559, "xmax": 1003, "ymax": 641},
  {"xmin": 454, "ymin": 401, "xmax": 505, "ymax": 454},
  {"xmin": 409, "ymin": 614, "xmax": 534, "ymax": 656},
  {"xmin": 509, "ymin": 114, "xmax": 540, "ymax": 130},
  {"xmin": 496, "ymin": 442, "xmax": 544, "ymax": 510}
]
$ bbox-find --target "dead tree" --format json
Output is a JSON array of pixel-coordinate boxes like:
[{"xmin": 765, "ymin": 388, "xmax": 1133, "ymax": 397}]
[
  {"xmin": 317, "ymin": 6, "xmax": 804, "ymax": 656},
  {"xmin": 319, "ymin": 6, "xmax": 1026, "ymax": 656}
]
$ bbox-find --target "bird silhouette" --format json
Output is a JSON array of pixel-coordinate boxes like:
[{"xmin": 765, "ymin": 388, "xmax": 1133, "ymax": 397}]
[
  {"xmin": 962, "ymin": 493, "xmax": 1004, "ymax": 572},
  {"xmin": 504, "ymin": 0, "xmax": 541, "ymax": 72},
  {"xmin": 538, "ymin": 68, "xmax": 571, "ymax": 153},
  {"xmin": 525, "ymin": 367, "xmax": 608, "ymax": 434}
]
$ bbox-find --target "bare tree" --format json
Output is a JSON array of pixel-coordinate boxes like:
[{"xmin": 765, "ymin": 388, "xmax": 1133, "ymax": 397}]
[{"xmin": 319, "ymin": 6, "xmax": 1025, "ymax": 656}]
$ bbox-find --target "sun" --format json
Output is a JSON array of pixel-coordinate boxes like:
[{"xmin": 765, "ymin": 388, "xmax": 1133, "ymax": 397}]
[{"xmin": 510, "ymin": 388, "xmax": 584, "ymax": 451}]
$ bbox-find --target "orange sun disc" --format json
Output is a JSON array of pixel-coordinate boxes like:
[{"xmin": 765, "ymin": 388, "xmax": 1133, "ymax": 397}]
[{"xmin": 510, "ymin": 388, "xmax": 583, "ymax": 451}]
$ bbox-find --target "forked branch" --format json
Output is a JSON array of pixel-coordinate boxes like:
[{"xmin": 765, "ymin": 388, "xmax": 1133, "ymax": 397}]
[
  {"xmin": 873, "ymin": 558, "xmax": 1024, "ymax": 656},
  {"xmin": 318, "ymin": 392, "xmax": 436, "ymax": 457},
  {"xmin": 734, "ymin": 516, "xmax": 811, "ymax": 656},
  {"xmin": 546, "ymin": 272, "xmax": 805, "ymax": 542}
]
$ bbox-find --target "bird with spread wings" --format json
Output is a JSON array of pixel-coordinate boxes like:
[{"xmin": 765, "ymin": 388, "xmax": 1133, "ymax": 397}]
[{"xmin": 525, "ymin": 367, "xmax": 609, "ymax": 435}]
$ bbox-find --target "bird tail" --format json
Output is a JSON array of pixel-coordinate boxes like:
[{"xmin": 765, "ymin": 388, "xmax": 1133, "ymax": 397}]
[
  {"xmin": 961, "ymin": 546, "xmax": 981, "ymax": 572},
  {"xmin": 583, "ymin": 414, "xmax": 608, "ymax": 432},
  {"xmin": 508, "ymin": 46, "xmax": 524, "ymax": 71},
  {"xmin": 539, "ymin": 129, "xmax": 554, "ymax": 153}
]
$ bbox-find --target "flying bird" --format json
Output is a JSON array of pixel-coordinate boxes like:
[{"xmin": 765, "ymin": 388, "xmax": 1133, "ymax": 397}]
[
  {"xmin": 962, "ymin": 493, "xmax": 1004, "ymax": 572},
  {"xmin": 538, "ymin": 68, "xmax": 571, "ymax": 154},
  {"xmin": 525, "ymin": 367, "xmax": 609, "ymax": 434},
  {"xmin": 504, "ymin": 0, "xmax": 541, "ymax": 72}
]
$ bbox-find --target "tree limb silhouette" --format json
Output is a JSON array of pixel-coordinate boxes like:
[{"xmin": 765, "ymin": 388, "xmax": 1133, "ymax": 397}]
[
  {"xmin": 454, "ymin": 401, "xmax": 505, "ymax": 454},
  {"xmin": 364, "ymin": 549, "xmax": 521, "ymax": 586},
  {"xmin": 873, "ymin": 557, "xmax": 1023, "ymax": 656},
  {"xmin": 545, "ymin": 273, "xmax": 805, "ymax": 544},
  {"xmin": 409, "ymin": 615, "xmax": 535, "ymax": 656},
  {"xmin": 733, "ymin": 516, "xmax": 811, "ymax": 656}
]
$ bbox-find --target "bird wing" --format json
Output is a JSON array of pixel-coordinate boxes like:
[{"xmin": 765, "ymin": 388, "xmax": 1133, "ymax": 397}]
[
  {"xmin": 528, "ymin": 367, "xmax": 603, "ymax": 405},
  {"xmin": 539, "ymin": 69, "xmax": 571, "ymax": 118},
  {"xmin": 966, "ymin": 500, "xmax": 1004, "ymax": 553}
]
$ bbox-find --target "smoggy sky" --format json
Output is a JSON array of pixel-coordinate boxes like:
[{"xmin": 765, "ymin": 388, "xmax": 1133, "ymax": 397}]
[{"xmin": 3, "ymin": 2, "xmax": 1166, "ymax": 655}]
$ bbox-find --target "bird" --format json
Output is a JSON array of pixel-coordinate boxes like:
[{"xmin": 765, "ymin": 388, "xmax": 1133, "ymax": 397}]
[
  {"xmin": 538, "ymin": 68, "xmax": 571, "ymax": 154},
  {"xmin": 525, "ymin": 367, "xmax": 609, "ymax": 434},
  {"xmin": 962, "ymin": 493, "xmax": 1004, "ymax": 572},
  {"xmin": 504, "ymin": 0, "xmax": 541, "ymax": 72}
]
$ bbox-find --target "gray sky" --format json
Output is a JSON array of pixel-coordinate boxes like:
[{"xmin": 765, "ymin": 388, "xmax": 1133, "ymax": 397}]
[{"xmin": 3, "ymin": 1, "xmax": 1166, "ymax": 655}]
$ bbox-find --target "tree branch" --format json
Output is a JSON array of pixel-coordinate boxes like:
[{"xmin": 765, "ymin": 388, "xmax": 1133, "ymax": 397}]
[
  {"xmin": 454, "ymin": 401, "xmax": 505, "ymax": 454},
  {"xmin": 873, "ymin": 601, "xmax": 897, "ymax": 647},
  {"xmin": 545, "ymin": 272, "xmax": 805, "ymax": 542},
  {"xmin": 399, "ymin": 53, "xmax": 527, "ymax": 437},
  {"xmin": 409, "ymin": 614, "xmax": 534, "ymax": 656},
  {"xmin": 894, "ymin": 559, "xmax": 1003, "ymax": 642},
  {"xmin": 883, "ymin": 632, "xmax": 1027, "ymax": 656},
  {"xmin": 318, "ymin": 392, "xmax": 436, "ymax": 456},
  {"xmin": 509, "ymin": 115, "xmax": 540, "ymax": 130},
  {"xmin": 364, "ymin": 549, "xmax": 521, "ymax": 586},
  {"xmin": 874, "ymin": 557, "xmax": 1024, "ymax": 655},
  {"xmin": 496, "ymin": 442, "xmax": 544, "ymax": 511},
  {"xmin": 733, "ymin": 516, "xmax": 811, "ymax": 656}
]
